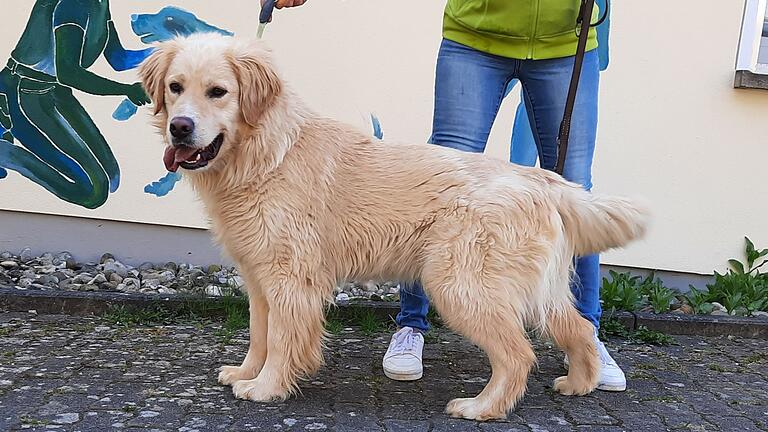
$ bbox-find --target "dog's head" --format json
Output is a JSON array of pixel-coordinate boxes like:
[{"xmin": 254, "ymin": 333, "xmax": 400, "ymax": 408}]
[
  {"xmin": 131, "ymin": 6, "xmax": 233, "ymax": 44},
  {"xmin": 139, "ymin": 33, "xmax": 282, "ymax": 173}
]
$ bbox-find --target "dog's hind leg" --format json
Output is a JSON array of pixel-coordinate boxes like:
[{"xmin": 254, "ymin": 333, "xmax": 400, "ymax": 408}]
[
  {"xmin": 218, "ymin": 287, "xmax": 269, "ymax": 385},
  {"xmin": 545, "ymin": 305, "xmax": 599, "ymax": 396},
  {"xmin": 421, "ymin": 264, "xmax": 536, "ymax": 421},
  {"xmin": 231, "ymin": 275, "xmax": 327, "ymax": 402}
]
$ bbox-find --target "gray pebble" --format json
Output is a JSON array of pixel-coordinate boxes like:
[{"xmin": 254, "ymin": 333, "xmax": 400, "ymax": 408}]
[
  {"xmin": 363, "ymin": 280, "xmax": 379, "ymax": 292},
  {"xmin": 37, "ymin": 274, "xmax": 59, "ymax": 286},
  {"xmin": 52, "ymin": 271, "xmax": 71, "ymax": 281},
  {"xmin": 73, "ymin": 273, "xmax": 93, "ymax": 284},
  {"xmin": 103, "ymin": 260, "xmax": 129, "ymax": 278},
  {"xmin": 121, "ymin": 278, "xmax": 141, "ymax": 292},
  {"xmin": 39, "ymin": 252, "xmax": 55, "ymax": 265},
  {"xmin": 100, "ymin": 282, "xmax": 119, "ymax": 291},
  {"xmin": 19, "ymin": 247, "xmax": 34, "ymax": 262},
  {"xmin": 205, "ymin": 285, "xmax": 224, "ymax": 296},
  {"xmin": 65, "ymin": 258, "xmax": 81, "ymax": 270},
  {"xmin": 37, "ymin": 264, "xmax": 57, "ymax": 274},
  {"xmin": 158, "ymin": 270, "xmax": 176, "ymax": 283},
  {"xmin": 88, "ymin": 274, "xmax": 108, "ymax": 285},
  {"xmin": 53, "ymin": 251, "xmax": 73, "ymax": 265},
  {"xmin": 143, "ymin": 278, "xmax": 161, "ymax": 289},
  {"xmin": 228, "ymin": 275, "xmax": 244, "ymax": 288},
  {"xmin": 711, "ymin": 302, "xmax": 727, "ymax": 313}
]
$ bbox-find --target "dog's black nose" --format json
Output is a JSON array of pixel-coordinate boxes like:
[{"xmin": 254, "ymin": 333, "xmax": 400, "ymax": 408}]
[{"xmin": 170, "ymin": 116, "xmax": 195, "ymax": 139}]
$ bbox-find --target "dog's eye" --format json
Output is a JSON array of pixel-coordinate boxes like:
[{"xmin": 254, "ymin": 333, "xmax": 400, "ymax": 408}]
[
  {"xmin": 169, "ymin": 82, "xmax": 183, "ymax": 94},
  {"xmin": 208, "ymin": 87, "xmax": 228, "ymax": 99}
]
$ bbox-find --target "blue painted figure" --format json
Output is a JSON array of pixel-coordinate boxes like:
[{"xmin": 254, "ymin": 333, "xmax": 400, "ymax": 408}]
[
  {"xmin": 144, "ymin": 171, "xmax": 182, "ymax": 197},
  {"xmin": 130, "ymin": 6, "xmax": 234, "ymax": 44},
  {"xmin": 0, "ymin": 1, "xmax": 232, "ymax": 205}
]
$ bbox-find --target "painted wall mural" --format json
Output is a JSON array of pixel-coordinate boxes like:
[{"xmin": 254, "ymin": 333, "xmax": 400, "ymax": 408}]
[
  {"xmin": 0, "ymin": 1, "xmax": 610, "ymax": 226},
  {"xmin": 0, "ymin": 1, "xmax": 231, "ymax": 209}
]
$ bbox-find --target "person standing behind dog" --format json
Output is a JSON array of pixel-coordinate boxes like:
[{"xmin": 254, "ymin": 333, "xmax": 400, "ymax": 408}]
[{"xmin": 269, "ymin": 0, "xmax": 626, "ymax": 392}]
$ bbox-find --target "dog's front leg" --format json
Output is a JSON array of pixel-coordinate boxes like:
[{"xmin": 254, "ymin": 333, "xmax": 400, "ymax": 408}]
[
  {"xmin": 218, "ymin": 286, "xmax": 269, "ymax": 385},
  {"xmin": 231, "ymin": 276, "xmax": 326, "ymax": 402}
]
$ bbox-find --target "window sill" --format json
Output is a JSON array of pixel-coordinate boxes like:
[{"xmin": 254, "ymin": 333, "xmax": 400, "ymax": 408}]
[{"xmin": 734, "ymin": 70, "xmax": 768, "ymax": 90}]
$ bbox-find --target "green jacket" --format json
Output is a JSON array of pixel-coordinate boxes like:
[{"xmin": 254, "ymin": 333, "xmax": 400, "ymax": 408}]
[{"xmin": 443, "ymin": 0, "xmax": 599, "ymax": 60}]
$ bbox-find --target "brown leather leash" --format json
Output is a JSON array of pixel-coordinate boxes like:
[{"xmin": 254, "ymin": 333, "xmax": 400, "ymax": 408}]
[{"xmin": 554, "ymin": 0, "xmax": 604, "ymax": 175}]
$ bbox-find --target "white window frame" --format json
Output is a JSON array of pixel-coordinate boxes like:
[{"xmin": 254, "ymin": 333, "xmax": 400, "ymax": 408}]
[{"xmin": 736, "ymin": 0, "xmax": 768, "ymax": 74}]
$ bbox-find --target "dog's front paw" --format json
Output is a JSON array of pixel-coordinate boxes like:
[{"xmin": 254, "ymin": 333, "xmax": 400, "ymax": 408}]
[
  {"xmin": 553, "ymin": 376, "xmax": 595, "ymax": 396},
  {"xmin": 218, "ymin": 365, "xmax": 258, "ymax": 386},
  {"xmin": 445, "ymin": 397, "xmax": 507, "ymax": 421},
  {"xmin": 232, "ymin": 378, "xmax": 289, "ymax": 402}
]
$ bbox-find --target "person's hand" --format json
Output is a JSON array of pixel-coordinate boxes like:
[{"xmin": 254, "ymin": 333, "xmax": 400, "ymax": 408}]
[
  {"xmin": 262, "ymin": 0, "xmax": 307, "ymax": 9},
  {"xmin": 126, "ymin": 82, "xmax": 151, "ymax": 106}
]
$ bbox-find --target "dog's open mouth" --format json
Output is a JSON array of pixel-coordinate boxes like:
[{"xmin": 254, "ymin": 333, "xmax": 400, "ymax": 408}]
[{"xmin": 163, "ymin": 134, "xmax": 223, "ymax": 172}]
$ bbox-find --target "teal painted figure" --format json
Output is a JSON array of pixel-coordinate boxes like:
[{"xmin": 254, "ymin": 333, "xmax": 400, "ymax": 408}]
[
  {"xmin": 0, "ymin": 0, "xmax": 151, "ymax": 208},
  {"xmin": 0, "ymin": 1, "xmax": 231, "ymax": 207}
]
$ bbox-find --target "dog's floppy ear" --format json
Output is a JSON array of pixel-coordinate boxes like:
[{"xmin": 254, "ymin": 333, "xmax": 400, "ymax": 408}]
[
  {"xmin": 138, "ymin": 43, "xmax": 178, "ymax": 115},
  {"xmin": 228, "ymin": 42, "xmax": 282, "ymax": 127}
]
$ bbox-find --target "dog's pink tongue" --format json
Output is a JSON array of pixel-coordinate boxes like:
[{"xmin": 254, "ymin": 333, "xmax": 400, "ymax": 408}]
[
  {"xmin": 163, "ymin": 147, "xmax": 179, "ymax": 172},
  {"xmin": 163, "ymin": 146, "xmax": 198, "ymax": 172}
]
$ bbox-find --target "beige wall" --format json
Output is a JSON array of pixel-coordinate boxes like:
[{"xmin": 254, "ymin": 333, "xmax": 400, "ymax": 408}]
[
  {"xmin": 1, "ymin": 0, "xmax": 766, "ymax": 275},
  {"xmin": 581, "ymin": 0, "xmax": 768, "ymax": 274}
]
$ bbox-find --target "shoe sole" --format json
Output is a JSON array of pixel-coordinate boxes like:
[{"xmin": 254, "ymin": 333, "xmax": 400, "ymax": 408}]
[
  {"xmin": 565, "ymin": 362, "xmax": 626, "ymax": 392},
  {"xmin": 597, "ymin": 383, "xmax": 627, "ymax": 392},
  {"xmin": 383, "ymin": 369, "xmax": 423, "ymax": 381}
]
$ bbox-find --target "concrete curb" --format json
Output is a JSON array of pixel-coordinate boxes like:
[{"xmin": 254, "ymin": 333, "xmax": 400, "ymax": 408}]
[
  {"xmin": 606, "ymin": 310, "xmax": 768, "ymax": 339},
  {"xmin": 632, "ymin": 311, "xmax": 768, "ymax": 339},
  {"xmin": 0, "ymin": 287, "xmax": 400, "ymax": 323},
  {"xmin": 1, "ymin": 287, "xmax": 767, "ymax": 338}
]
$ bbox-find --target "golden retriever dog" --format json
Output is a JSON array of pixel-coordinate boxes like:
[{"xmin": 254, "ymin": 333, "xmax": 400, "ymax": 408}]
[{"xmin": 138, "ymin": 33, "xmax": 649, "ymax": 421}]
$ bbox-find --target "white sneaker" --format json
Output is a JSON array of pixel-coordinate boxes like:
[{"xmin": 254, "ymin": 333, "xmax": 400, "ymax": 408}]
[
  {"xmin": 564, "ymin": 331, "xmax": 627, "ymax": 392},
  {"xmin": 382, "ymin": 327, "xmax": 424, "ymax": 381}
]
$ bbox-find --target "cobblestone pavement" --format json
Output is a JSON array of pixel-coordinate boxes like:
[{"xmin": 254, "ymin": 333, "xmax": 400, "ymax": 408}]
[{"xmin": 0, "ymin": 312, "xmax": 767, "ymax": 432}]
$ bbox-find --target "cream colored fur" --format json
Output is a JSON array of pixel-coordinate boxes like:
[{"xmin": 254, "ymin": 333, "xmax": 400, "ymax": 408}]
[{"xmin": 139, "ymin": 33, "xmax": 650, "ymax": 421}]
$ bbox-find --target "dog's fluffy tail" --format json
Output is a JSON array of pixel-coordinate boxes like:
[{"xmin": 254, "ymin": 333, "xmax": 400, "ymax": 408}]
[{"xmin": 558, "ymin": 185, "xmax": 651, "ymax": 257}]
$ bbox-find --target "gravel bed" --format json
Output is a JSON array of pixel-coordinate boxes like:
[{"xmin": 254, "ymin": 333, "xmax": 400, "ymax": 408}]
[{"xmin": 0, "ymin": 248, "xmax": 400, "ymax": 303}]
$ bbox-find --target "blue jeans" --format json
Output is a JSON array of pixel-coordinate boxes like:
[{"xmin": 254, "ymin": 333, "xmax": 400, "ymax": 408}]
[{"xmin": 397, "ymin": 39, "xmax": 602, "ymax": 331}]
